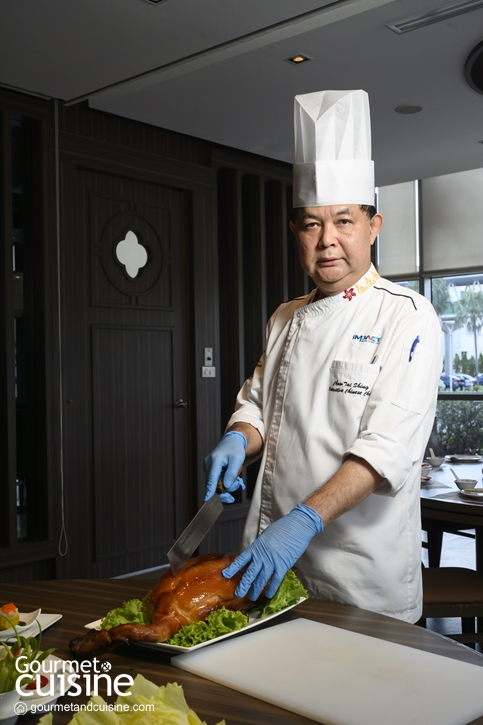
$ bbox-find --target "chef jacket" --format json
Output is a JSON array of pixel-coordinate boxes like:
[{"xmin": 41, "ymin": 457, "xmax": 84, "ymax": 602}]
[{"xmin": 228, "ymin": 265, "xmax": 442, "ymax": 623}]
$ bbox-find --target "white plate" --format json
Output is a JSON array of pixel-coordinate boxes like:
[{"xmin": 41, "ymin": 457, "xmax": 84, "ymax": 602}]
[
  {"xmin": 445, "ymin": 454, "xmax": 482, "ymax": 462},
  {"xmin": 459, "ymin": 488, "xmax": 483, "ymax": 499},
  {"xmin": 1, "ymin": 613, "xmax": 62, "ymax": 644},
  {"xmin": 85, "ymin": 597, "xmax": 307, "ymax": 654},
  {"xmin": 0, "ymin": 610, "xmax": 41, "ymax": 640}
]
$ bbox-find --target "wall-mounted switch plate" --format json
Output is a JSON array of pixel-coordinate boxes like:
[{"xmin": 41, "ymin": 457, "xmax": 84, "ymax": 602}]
[
  {"xmin": 202, "ymin": 366, "xmax": 216, "ymax": 378},
  {"xmin": 204, "ymin": 347, "xmax": 213, "ymax": 366}
]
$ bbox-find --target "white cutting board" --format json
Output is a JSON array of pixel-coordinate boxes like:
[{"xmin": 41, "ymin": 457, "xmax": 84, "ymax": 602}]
[{"xmin": 173, "ymin": 618, "xmax": 483, "ymax": 725}]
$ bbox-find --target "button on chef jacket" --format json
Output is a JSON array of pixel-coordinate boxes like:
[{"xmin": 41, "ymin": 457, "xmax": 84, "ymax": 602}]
[{"xmin": 228, "ymin": 265, "xmax": 442, "ymax": 623}]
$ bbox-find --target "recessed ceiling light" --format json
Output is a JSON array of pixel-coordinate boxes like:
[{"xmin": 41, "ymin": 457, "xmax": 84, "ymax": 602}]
[
  {"xmin": 395, "ymin": 104, "xmax": 423, "ymax": 114},
  {"xmin": 387, "ymin": 0, "xmax": 483, "ymax": 34},
  {"xmin": 285, "ymin": 55, "xmax": 312, "ymax": 65}
]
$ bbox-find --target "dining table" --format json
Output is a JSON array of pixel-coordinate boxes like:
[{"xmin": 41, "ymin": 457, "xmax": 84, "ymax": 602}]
[
  {"xmin": 420, "ymin": 458, "xmax": 483, "ymax": 569},
  {"xmin": 2, "ymin": 576, "xmax": 483, "ymax": 725}
]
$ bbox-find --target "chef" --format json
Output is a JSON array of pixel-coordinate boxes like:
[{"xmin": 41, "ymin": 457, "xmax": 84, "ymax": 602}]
[{"xmin": 204, "ymin": 89, "xmax": 442, "ymax": 623}]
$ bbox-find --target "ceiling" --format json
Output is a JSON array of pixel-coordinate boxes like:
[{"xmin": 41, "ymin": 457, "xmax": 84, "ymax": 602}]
[{"xmin": 2, "ymin": 0, "xmax": 483, "ymax": 186}]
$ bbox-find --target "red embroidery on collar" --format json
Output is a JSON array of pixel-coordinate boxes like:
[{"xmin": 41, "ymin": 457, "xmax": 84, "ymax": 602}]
[{"xmin": 343, "ymin": 288, "xmax": 356, "ymax": 301}]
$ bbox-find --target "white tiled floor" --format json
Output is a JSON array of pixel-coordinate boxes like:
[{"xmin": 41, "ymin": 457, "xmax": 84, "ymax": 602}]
[{"xmin": 421, "ymin": 530, "xmax": 481, "ymax": 651}]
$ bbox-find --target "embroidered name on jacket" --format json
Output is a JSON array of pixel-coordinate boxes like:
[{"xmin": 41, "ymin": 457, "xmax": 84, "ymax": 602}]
[{"xmin": 329, "ymin": 380, "xmax": 371, "ymax": 396}]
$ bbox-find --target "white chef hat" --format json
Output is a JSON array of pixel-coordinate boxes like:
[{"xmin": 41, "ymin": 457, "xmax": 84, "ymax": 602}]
[{"xmin": 293, "ymin": 89, "xmax": 375, "ymax": 208}]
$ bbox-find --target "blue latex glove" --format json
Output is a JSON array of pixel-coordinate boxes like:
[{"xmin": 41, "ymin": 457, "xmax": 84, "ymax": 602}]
[
  {"xmin": 222, "ymin": 503, "xmax": 323, "ymax": 599},
  {"xmin": 204, "ymin": 431, "xmax": 247, "ymax": 503}
]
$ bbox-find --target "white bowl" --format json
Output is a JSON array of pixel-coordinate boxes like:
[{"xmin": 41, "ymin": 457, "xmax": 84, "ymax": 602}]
[
  {"xmin": 455, "ymin": 478, "xmax": 478, "ymax": 490},
  {"xmin": 0, "ymin": 690, "xmax": 20, "ymax": 718},
  {"xmin": 426, "ymin": 456, "xmax": 445, "ymax": 468},
  {"xmin": 0, "ymin": 715, "xmax": 18, "ymax": 725}
]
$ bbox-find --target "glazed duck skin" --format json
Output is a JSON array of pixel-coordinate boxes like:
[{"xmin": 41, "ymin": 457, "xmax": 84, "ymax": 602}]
[{"xmin": 70, "ymin": 553, "xmax": 263, "ymax": 657}]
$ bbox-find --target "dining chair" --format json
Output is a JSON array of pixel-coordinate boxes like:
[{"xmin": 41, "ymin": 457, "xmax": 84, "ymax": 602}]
[
  {"xmin": 421, "ymin": 519, "xmax": 475, "ymax": 567},
  {"xmin": 419, "ymin": 566, "xmax": 483, "ymax": 647},
  {"xmin": 421, "ymin": 424, "xmax": 477, "ymax": 566}
]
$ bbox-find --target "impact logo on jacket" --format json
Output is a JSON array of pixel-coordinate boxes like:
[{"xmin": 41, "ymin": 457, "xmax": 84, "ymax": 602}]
[{"xmin": 352, "ymin": 333, "xmax": 382, "ymax": 345}]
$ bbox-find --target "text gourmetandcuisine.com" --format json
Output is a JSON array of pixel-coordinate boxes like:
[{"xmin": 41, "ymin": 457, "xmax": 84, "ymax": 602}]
[{"xmin": 17, "ymin": 701, "xmax": 155, "ymax": 716}]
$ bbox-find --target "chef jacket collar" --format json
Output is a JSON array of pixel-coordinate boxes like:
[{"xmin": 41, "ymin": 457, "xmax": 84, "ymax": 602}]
[{"xmin": 296, "ymin": 264, "xmax": 380, "ymax": 318}]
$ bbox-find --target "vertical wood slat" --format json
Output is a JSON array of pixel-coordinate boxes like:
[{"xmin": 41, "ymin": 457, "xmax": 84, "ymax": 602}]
[
  {"xmin": 265, "ymin": 180, "xmax": 289, "ymax": 314},
  {"xmin": 286, "ymin": 184, "xmax": 310, "ymax": 299},
  {"xmin": 0, "ymin": 109, "xmax": 17, "ymax": 548},
  {"xmin": 217, "ymin": 167, "xmax": 245, "ymax": 431},
  {"xmin": 20, "ymin": 117, "xmax": 49, "ymax": 541},
  {"xmin": 190, "ymin": 187, "xmax": 222, "ymax": 510},
  {"xmin": 241, "ymin": 174, "xmax": 266, "ymax": 379}
]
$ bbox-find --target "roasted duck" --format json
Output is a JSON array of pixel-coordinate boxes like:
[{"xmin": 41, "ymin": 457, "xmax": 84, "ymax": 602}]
[{"xmin": 70, "ymin": 553, "xmax": 263, "ymax": 657}]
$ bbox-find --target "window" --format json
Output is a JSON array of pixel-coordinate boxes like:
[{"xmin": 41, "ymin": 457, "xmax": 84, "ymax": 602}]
[{"xmin": 378, "ymin": 168, "xmax": 483, "ymax": 455}]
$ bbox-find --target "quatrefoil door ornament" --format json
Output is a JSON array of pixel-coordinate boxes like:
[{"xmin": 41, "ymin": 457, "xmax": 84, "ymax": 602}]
[
  {"xmin": 96, "ymin": 209, "xmax": 164, "ymax": 305},
  {"xmin": 115, "ymin": 230, "xmax": 148, "ymax": 278}
]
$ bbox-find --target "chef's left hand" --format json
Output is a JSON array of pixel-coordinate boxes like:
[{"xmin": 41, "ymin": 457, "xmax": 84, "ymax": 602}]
[{"xmin": 222, "ymin": 503, "xmax": 323, "ymax": 600}]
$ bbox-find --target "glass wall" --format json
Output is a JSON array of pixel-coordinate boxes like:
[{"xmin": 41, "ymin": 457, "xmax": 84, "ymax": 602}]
[
  {"xmin": 377, "ymin": 181, "xmax": 418, "ymax": 277},
  {"xmin": 377, "ymin": 166, "xmax": 483, "ymax": 455},
  {"xmin": 422, "ymin": 168, "xmax": 483, "ymax": 273}
]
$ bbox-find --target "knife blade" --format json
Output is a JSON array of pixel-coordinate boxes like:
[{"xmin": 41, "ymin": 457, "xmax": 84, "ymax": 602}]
[{"xmin": 167, "ymin": 468, "xmax": 242, "ymax": 575}]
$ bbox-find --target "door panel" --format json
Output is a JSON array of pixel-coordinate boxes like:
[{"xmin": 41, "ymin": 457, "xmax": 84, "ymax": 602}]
[
  {"xmin": 92, "ymin": 325, "xmax": 176, "ymax": 561},
  {"xmin": 61, "ymin": 167, "xmax": 191, "ymax": 578}
]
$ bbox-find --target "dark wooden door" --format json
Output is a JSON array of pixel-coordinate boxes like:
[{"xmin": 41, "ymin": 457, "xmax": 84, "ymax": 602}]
[{"xmin": 59, "ymin": 166, "xmax": 192, "ymax": 578}]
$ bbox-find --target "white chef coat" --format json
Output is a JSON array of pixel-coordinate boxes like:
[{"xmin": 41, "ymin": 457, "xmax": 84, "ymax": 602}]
[{"xmin": 228, "ymin": 265, "xmax": 442, "ymax": 623}]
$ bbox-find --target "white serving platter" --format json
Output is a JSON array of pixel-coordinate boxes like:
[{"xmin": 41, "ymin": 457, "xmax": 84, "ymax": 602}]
[
  {"xmin": 445, "ymin": 454, "xmax": 483, "ymax": 462},
  {"xmin": 85, "ymin": 597, "xmax": 307, "ymax": 654},
  {"xmin": 0, "ymin": 610, "xmax": 41, "ymax": 640},
  {"xmin": 1, "ymin": 613, "xmax": 62, "ymax": 644}
]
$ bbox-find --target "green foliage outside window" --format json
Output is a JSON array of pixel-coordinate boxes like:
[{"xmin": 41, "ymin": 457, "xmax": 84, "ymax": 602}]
[
  {"xmin": 453, "ymin": 352, "xmax": 483, "ymax": 377},
  {"xmin": 437, "ymin": 400, "xmax": 483, "ymax": 454},
  {"xmin": 454, "ymin": 289, "xmax": 483, "ymax": 378},
  {"xmin": 432, "ymin": 278, "xmax": 451, "ymax": 317}
]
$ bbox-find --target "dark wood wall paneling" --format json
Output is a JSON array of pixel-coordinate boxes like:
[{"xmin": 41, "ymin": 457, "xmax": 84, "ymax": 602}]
[
  {"xmin": 0, "ymin": 89, "xmax": 296, "ymax": 580},
  {"xmin": 62, "ymin": 102, "xmax": 211, "ymax": 170},
  {"xmin": 0, "ymin": 90, "xmax": 57, "ymax": 579},
  {"xmin": 200, "ymin": 150, "xmax": 306, "ymax": 553},
  {"xmin": 56, "ymin": 104, "xmax": 217, "ymax": 579}
]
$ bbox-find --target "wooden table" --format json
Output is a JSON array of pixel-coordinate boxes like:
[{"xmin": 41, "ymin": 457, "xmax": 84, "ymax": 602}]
[
  {"xmin": 2, "ymin": 577, "xmax": 483, "ymax": 725},
  {"xmin": 421, "ymin": 461, "xmax": 483, "ymax": 569}
]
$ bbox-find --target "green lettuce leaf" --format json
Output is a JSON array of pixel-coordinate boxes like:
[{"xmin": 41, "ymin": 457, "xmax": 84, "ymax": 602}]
[
  {"xmin": 166, "ymin": 570, "xmax": 307, "ymax": 646},
  {"xmin": 65, "ymin": 674, "xmax": 226, "ymax": 725},
  {"xmin": 166, "ymin": 607, "xmax": 248, "ymax": 647},
  {"xmin": 100, "ymin": 597, "xmax": 153, "ymax": 631},
  {"xmin": 260, "ymin": 569, "xmax": 308, "ymax": 617}
]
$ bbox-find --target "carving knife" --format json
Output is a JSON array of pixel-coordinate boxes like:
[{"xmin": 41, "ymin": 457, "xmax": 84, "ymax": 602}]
[{"xmin": 167, "ymin": 468, "xmax": 242, "ymax": 575}]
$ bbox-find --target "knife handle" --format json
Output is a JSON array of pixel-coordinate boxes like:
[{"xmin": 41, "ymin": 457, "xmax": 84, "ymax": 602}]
[{"xmin": 217, "ymin": 465, "xmax": 243, "ymax": 493}]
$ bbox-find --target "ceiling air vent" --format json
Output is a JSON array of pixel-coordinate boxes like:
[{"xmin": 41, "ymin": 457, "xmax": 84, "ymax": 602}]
[{"xmin": 387, "ymin": 0, "xmax": 483, "ymax": 34}]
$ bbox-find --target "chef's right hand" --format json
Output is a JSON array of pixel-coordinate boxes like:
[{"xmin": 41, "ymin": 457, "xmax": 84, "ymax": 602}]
[{"xmin": 204, "ymin": 431, "xmax": 247, "ymax": 503}]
